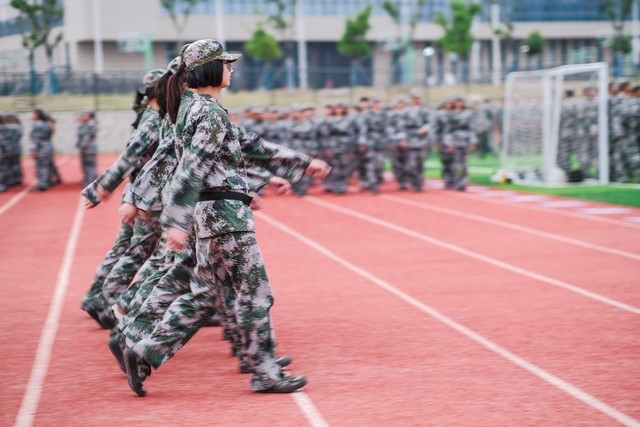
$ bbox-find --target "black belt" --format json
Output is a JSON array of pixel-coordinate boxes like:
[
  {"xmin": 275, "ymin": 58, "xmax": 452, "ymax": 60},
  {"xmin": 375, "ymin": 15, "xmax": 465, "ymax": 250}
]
[{"xmin": 198, "ymin": 190, "xmax": 252, "ymax": 206}]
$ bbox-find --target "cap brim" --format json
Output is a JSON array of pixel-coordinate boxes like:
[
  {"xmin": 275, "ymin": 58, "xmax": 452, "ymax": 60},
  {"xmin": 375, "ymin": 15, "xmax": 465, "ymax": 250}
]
[{"xmin": 221, "ymin": 52, "xmax": 242, "ymax": 62}]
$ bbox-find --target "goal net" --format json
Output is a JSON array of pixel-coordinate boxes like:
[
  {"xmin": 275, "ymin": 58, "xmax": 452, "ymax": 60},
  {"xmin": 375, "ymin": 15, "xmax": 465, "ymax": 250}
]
[{"xmin": 501, "ymin": 62, "xmax": 609, "ymax": 185}]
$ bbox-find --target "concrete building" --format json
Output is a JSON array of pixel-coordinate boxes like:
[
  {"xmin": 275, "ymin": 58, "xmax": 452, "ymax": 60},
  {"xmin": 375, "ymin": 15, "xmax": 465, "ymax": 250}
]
[{"xmin": 0, "ymin": 0, "xmax": 637, "ymax": 90}]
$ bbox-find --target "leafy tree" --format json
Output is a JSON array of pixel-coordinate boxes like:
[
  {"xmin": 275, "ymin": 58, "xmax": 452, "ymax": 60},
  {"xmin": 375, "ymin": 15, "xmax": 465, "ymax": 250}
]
[
  {"xmin": 265, "ymin": 0, "xmax": 297, "ymax": 89},
  {"xmin": 381, "ymin": 0, "xmax": 426, "ymax": 85},
  {"xmin": 244, "ymin": 26, "xmax": 284, "ymax": 89},
  {"xmin": 434, "ymin": 0, "xmax": 482, "ymax": 82},
  {"xmin": 522, "ymin": 31, "xmax": 544, "ymax": 70},
  {"xmin": 604, "ymin": 0, "xmax": 634, "ymax": 76},
  {"xmin": 606, "ymin": 0, "xmax": 634, "ymax": 54},
  {"xmin": 338, "ymin": 5, "xmax": 373, "ymax": 86},
  {"xmin": 159, "ymin": 0, "xmax": 203, "ymax": 52},
  {"xmin": 489, "ymin": 0, "xmax": 515, "ymax": 73},
  {"xmin": 10, "ymin": 0, "xmax": 63, "ymax": 94}
]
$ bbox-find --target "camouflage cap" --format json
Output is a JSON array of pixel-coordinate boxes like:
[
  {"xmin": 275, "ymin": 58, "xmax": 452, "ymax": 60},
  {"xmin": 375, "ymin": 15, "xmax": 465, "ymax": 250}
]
[
  {"xmin": 143, "ymin": 69, "xmax": 165, "ymax": 88},
  {"xmin": 167, "ymin": 56, "xmax": 182, "ymax": 74},
  {"xmin": 183, "ymin": 39, "xmax": 241, "ymax": 71}
]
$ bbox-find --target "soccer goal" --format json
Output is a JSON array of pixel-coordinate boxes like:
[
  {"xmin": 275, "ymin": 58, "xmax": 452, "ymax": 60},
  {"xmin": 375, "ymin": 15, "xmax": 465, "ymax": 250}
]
[{"xmin": 501, "ymin": 62, "xmax": 609, "ymax": 185}]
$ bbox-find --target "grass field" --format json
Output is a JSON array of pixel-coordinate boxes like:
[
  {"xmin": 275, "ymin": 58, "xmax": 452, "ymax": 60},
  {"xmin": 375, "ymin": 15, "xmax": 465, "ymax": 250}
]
[{"xmin": 427, "ymin": 153, "xmax": 640, "ymax": 208}]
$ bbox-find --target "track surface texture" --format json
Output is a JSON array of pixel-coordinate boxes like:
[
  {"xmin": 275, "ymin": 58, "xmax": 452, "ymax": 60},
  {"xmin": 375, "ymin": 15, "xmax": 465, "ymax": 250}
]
[{"xmin": 1, "ymin": 155, "xmax": 639, "ymax": 427}]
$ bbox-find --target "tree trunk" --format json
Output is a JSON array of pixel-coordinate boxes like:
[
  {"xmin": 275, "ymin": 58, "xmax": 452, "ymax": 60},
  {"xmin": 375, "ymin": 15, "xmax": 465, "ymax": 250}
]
[{"xmin": 46, "ymin": 51, "xmax": 59, "ymax": 95}]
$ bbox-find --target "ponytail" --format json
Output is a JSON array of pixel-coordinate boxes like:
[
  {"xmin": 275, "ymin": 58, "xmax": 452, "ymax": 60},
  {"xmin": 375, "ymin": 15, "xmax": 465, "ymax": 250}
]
[
  {"xmin": 167, "ymin": 63, "xmax": 187, "ymax": 124},
  {"xmin": 155, "ymin": 70, "xmax": 173, "ymax": 120}
]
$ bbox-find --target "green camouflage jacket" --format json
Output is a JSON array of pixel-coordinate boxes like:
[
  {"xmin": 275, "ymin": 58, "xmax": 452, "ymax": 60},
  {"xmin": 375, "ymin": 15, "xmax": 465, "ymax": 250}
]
[
  {"xmin": 81, "ymin": 106, "xmax": 160, "ymax": 206},
  {"xmin": 161, "ymin": 91, "xmax": 311, "ymax": 235}
]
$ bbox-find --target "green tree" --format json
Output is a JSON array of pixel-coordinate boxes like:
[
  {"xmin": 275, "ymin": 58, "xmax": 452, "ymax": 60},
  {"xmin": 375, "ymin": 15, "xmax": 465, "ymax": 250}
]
[
  {"xmin": 489, "ymin": 0, "xmax": 515, "ymax": 73},
  {"xmin": 605, "ymin": 0, "xmax": 633, "ymax": 76},
  {"xmin": 434, "ymin": 0, "xmax": 482, "ymax": 83},
  {"xmin": 381, "ymin": 0, "xmax": 426, "ymax": 86},
  {"xmin": 265, "ymin": 0, "xmax": 297, "ymax": 89},
  {"xmin": 159, "ymin": 0, "xmax": 203, "ymax": 53},
  {"xmin": 10, "ymin": 0, "xmax": 63, "ymax": 95},
  {"xmin": 338, "ymin": 5, "xmax": 373, "ymax": 86},
  {"xmin": 244, "ymin": 26, "xmax": 284, "ymax": 89},
  {"xmin": 522, "ymin": 31, "xmax": 544, "ymax": 70}
]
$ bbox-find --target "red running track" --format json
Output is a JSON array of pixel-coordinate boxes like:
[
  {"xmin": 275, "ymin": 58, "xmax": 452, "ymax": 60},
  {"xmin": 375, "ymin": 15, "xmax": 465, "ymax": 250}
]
[{"xmin": 1, "ymin": 155, "xmax": 639, "ymax": 427}]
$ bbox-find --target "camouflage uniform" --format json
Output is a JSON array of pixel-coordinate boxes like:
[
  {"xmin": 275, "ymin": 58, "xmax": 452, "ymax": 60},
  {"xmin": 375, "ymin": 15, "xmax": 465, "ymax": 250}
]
[
  {"xmin": 608, "ymin": 92, "xmax": 627, "ymax": 182},
  {"xmin": 359, "ymin": 105, "xmax": 389, "ymax": 192},
  {"xmin": 399, "ymin": 102, "xmax": 430, "ymax": 192},
  {"xmin": 621, "ymin": 95, "xmax": 640, "ymax": 181},
  {"xmin": 324, "ymin": 108, "xmax": 358, "ymax": 194},
  {"xmin": 81, "ymin": 104, "xmax": 162, "ymax": 318},
  {"xmin": 128, "ymin": 45, "xmax": 312, "ymax": 392},
  {"xmin": 77, "ymin": 112, "xmax": 98, "ymax": 186},
  {"xmin": 0, "ymin": 115, "xmax": 7, "ymax": 191},
  {"xmin": 578, "ymin": 94, "xmax": 599, "ymax": 178},
  {"xmin": 30, "ymin": 117, "xmax": 55, "ymax": 191},
  {"xmin": 7, "ymin": 115, "xmax": 24, "ymax": 186},
  {"xmin": 288, "ymin": 110, "xmax": 317, "ymax": 195},
  {"xmin": 474, "ymin": 101, "xmax": 494, "ymax": 159},
  {"xmin": 557, "ymin": 96, "xmax": 580, "ymax": 176},
  {"xmin": 443, "ymin": 106, "xmax": 477, "ymax": 190}
]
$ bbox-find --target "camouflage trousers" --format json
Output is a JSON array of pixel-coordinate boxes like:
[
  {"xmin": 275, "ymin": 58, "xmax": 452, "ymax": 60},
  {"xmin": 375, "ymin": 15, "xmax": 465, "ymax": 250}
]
[
  {"xmin": 324, "ymin": 151, "xmax": 359, "ymax": 194},
  {"xmin": 130, "ymin": 231, "xmax": 283, "ymax": 388},
  {"xmin": 0, "ymin": 155, "xmax": 7, "ymax": 191},
  {"xmin": 400, "ymin": 147, "xmax": 428, "ymax": 191},
  {"xmin": 475, "ymin": 131, "xmax": 493, "ymax": 159},
  {"xmin": 578, "ymin": 136, "xmax": 598, "ymax": 178},
  {"xmin": 120, "ymin": 230, "xmax": 194, "ymax": 338},
  {"xmin": 358, "ymin": 149, "xmax": 384, "ymax": 192},
  {"xmin": 9, "ymin": 152, "xmax": 23, "ymax": 186},
  {"xmin": 83, "ymin": 221, "xmax": 134, "ymax": 308},
  {"xmin": 448, "ymin": 147, "xmax": 469, "ymax": 190},
  {"xmin": 97, "ymin": 212, "xmax": 162, "ymax": 314},
  {"xmin": 609, "ymin": 136, "xmax": 631, "ymax": 182},
  {"xmin": 439, "ymin": 148, "xmax": 455, "ymax": 189},
  {"xmin": 557, "ymin": 137, "xmax": 579, "ymax": 175},
  {"xmin": 1, "ymin": 145, "xmax": 22, "ymax": 187},
  {"xmin": 34, "ymin": 142, "xmax": 54, "ymax": 190},
  {"xmin": 123, "ymin": 227, "xmax": 240, "ymax": 355},
  {"xmin": 79, "ymin": 146, "xmax": 98, "ymax": 186},
  {"xmin": 116, "ymin": 235, "xmax": 171, "ymax": 322},
  {"xmin": 291, "ymin": 174, "xmax": 313, "ymax": 196}
]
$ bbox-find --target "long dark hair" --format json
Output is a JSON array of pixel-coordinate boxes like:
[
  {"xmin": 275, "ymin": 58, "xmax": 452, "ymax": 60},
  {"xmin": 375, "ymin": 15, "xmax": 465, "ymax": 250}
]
[
  {"xmin": 167, "ymin": 63, "xmax": 186, "ymax": 124},
  {"xmin": 155, "ymin": 70, "xmax": 173, "ymax": 120},
  {"xmin": 166, "ymin": 60, "xmax": 225, "ymax": 124}
]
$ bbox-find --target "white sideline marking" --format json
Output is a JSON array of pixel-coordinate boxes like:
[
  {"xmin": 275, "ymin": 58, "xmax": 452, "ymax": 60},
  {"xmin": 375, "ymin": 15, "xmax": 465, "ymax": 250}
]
[
  {"xmin": 14, "ymin": 198, "xmax": 85, "ymax": 427},
  {"xmin": 507, "ymin": 195, "xmax": 550, "ymax": 202},
  {"xmin": 626, "ymin": 217, "xmax": 640, "ymax": 223},
  {"xmin": 256, "ymin": 212, "xmax": 640, "ymax": 427},
  {"xmin": 0, "ymin": 185, "xmax": 33, "ymax": 217},
  {"xmin": 380, "ymin": 195, "xmax": 640, "ymax": 262},
  {"xmin": 449, "ymin": 191, "xmax": 640, "ymax": 230},
  {"xmin": 306, "ymin": 197, "xmax": 640, "ymax": 315},
  {"xmin": 579, "ymin": 207, "xmax": 633, "ymax": 215},
  {"xmin": 540, "ymin": 200, "xmax": 589, "ymax": 208},
  {"xmin": 292, "ymin": 393, "xmax": 329, "ymax": 427}
]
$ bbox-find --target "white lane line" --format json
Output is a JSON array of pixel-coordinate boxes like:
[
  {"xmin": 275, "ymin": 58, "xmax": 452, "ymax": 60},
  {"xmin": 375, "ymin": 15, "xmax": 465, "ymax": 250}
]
[
  {"xmin": 0, "ymin": 185, "xmax": 34, "ymax": 217},
  {"xmin": 14, "ymin": 198, "xmax": 85, "ymax": 427},
  {"xmin": 380, "ymin": 195, "xmax": 640, "ymax": 261},
  {"xmin": 0, "ymin": 155, "xmax": 72, "ymax": 218},
  {"xmin": 448, "ymin": 191, "xmax": 640, "ymax": 230},
  {"xmin": 292, "ymin": 393, "xmax": 329, "ymax": 427},
  {"xmin": 305, "ymin": 197, "xmax": 640, "ymax": 316},
  {"xmin": 256, "ymin": 211, "xmax": 640, "ymax": 427}
]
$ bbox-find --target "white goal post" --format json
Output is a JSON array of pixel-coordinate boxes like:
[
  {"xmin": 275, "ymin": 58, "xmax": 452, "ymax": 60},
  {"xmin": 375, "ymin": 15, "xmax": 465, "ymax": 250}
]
[{"xmin": 501, "ymin": 62, "xmax": 609, "ymax": 185}]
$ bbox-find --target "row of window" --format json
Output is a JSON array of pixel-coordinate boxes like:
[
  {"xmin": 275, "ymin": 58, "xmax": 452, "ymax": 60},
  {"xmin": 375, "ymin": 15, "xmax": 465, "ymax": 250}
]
[{"xmin": 172, "ymin": 0, "xmax": 610, "ymax": 22}]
